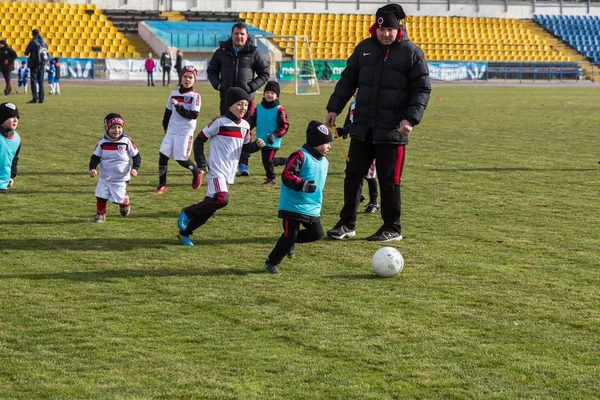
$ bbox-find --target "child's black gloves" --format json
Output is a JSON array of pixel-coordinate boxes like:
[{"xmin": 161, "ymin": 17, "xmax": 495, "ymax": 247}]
[
  {"xmin": 266, "ymin": 133, "xmax": 276, "ymax": 144},
  {"xmin": 302, "ymin": 180, "xmax": 316, "ymax": 193}
]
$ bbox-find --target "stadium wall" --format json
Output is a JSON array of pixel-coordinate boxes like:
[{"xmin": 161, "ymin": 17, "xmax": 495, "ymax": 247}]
[{"xmin": 71, "ymin": 1, "xmax": 600, "ymax": 18}]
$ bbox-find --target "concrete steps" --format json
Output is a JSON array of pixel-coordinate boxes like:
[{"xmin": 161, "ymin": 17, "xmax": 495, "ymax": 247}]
[
  {"xmin": 161, "ymin": 11, "xmax": 186, "ymax": 22},
  {"xmin": 124, "ymin": 34, "xmax": 153, "ymax": 58}
]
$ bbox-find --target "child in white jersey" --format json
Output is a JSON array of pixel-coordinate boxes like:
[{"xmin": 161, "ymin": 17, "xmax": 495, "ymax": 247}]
[
  {"xmin": 176, "ymin": 88, "xmax": 265, "ymax": 246},
  {"xmin": 155, "ymin": 65, "xmax": 202, "ymax": 194},
  {"xmin": 89, "ymin": 113, "xmax": 141, "ymax": 222}
]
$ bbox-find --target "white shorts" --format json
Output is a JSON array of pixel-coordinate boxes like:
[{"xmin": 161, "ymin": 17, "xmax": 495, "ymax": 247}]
[
  {"xmin": 159, "ymin": 134, "xmax": 193, "ymax": 161},
  {"xmin": 206, "ymin": 175, "xmax": 229, "ymax": 197},
  {"xmin": 95, "ymin": 178, "xmax": 128, "ymax": 204}
]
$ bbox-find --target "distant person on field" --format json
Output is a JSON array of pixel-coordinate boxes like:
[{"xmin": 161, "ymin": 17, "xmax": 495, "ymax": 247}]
[
  {"xmin": 155, "ymin": 65, "xmax": 202, "ymax": 194},
  {"xmin": 145, "ymin": 52, "xmax": 155, "ymax": 86},
  {"xmin": 175, "ymin": 49, "xmax": 183, "ymax": 85},
  {"xmin": 24, "ymin": 28, "xmax": 48, "ymax": 103},
  {"xmin": 47, "ymin": 58, "xmax": 56, "ymax": 94},
  {"xmin": 263, "ymin": 121, "xmax": 333, "ymax": 274},
  {"xmin": 248, "ymin": 81, "xmax": 289, "ymax": 185},
  {"xmin": 176, "ymin": 88, "xmax": 266, "ymax": 247},
  {"xmin": 0, "ymin": 40, "xmax": 17, "ymax": 95},
  {"xmin": 207, "ymin": 22, "xmax": 270, "ymax": 177},
  {"xmin": 160, "ymin": 47, "xmax": 172, "ymax": 86},
  {"xmin": 15, "ymin": 61, "xmax": 29, "ymax": 95},
  {"xmin": 52, "ymin": 57, "xmax": 60, "ymax": 95},
  {"xmin": 89, "ymin": 113, "xmax": 141, "ymax": 223},
  {"xmin": 0, "ymin": 102, "xmax": 21, "ymax": 194}
]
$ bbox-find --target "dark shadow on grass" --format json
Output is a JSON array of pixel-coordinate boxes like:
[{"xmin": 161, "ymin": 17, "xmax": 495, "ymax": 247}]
[
  {"xmin": 324, "ymin": 274, "xmax": 380, "ymax": 280},
  {"xmin": 0, "ymin": 237, "xmax": 278, "ymax": 250},
  {"xmin": 430, "ymin": 167, "xmax": 598, "ymax": 172},
  {"xmin": 0, "ymin": 268, "xmax": 264, "ymax": 282}
]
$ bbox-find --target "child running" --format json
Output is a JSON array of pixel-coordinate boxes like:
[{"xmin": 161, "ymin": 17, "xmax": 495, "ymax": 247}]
[
  {"xmin": 176, "ymin": 87, "xmax": 265, "ymax": 246},
  {"xmin": 89, "ymin": 113, "xmax": 141, "ymax": 222},
  {"xmin": 0, "ymin": 103, "xmax": 21, "ymax": 194},
  {"xmin": 249, "ymin": 81, "xmax": 289, "ymax": 185},
  {"xmin": 155, "ymin": 65, "xmax": 202, "ymax": 194},
  {"xmin": 263, "ymin": 120, "xmax": 333, "ymax": 274}
]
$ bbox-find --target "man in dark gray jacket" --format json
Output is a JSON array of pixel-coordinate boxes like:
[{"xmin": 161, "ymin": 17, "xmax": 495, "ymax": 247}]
[
  {"xmin": 325, "ymin": 4, "xmax": 431, "ymax": 242},
  {"xmin": 207, "ymin": 22, "xmax": 270, "ymax": 176}
]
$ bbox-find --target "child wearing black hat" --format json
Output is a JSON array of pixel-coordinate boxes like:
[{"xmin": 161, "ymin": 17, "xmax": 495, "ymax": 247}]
[
  {"xmin": 247, "ymin": 80, "xmax": 290, "ymax": 185},
  {"xmin": 89, "ymin": 113, "xmax": 141, "ymax": 222},
  {"xmin": 263, "ymin": 120, "xmax": 333, "ymax": 274},
  {"xmin": 176, "ymin": 87, "xmax": 266, "ymax": 246},
  {"xmin": 0, "ymin": 102, "xmax": 21, "ymax": 194}
]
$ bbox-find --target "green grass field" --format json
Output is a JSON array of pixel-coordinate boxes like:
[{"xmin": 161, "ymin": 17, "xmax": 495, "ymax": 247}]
[{"xmin": 0, "ymin": 83, "xmax": 598, "ymax": 399}]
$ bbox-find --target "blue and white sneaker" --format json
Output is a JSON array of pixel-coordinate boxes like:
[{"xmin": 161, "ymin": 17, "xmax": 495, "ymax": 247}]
[
  {"xmin": 177, "ymin": 234, "xmax": 194, "ymax": 247},
  {"xmin": 178, "ymin": 209, "xmax": 190, "ymax": 231},
  {"xmin": 238, "ymin": 164, "xmax": 250, "ymax": 176}
]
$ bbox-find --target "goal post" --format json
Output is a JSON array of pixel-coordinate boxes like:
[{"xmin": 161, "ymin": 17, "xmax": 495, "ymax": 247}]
[{"xmin": 253, "ymin": 35, "xmax": 320, "ymax": 96}]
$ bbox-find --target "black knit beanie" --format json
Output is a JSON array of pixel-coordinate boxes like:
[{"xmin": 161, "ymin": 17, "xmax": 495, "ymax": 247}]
[
  {"xmin": 306, "ymin": 120, "xmax": 333, "ymax": 147},
  {"xmin": 375, "ymin": 4, "xmax": 406, "ymax": 30},
  {"xmin": 264, "ymin": 81, "xmax": 280, "ymax": 97},
  {"xmin": 0, "ymin": 102, "xmax": 19, "ymax": 125},
  {"xmin": 226, "ymin": 87, "xmax": 250, "ymax": 109}
]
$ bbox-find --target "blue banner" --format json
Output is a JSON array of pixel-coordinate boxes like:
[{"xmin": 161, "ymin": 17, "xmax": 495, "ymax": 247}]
[
  {"xmin": 428, "ymin": 61, "xmax": 488, "ymax": 81},
  {"xmin": 14, "ymin": 57, "xmax": 95, "ymax": 79}
]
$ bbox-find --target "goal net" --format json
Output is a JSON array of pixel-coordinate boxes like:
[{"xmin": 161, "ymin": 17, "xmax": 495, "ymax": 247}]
[{"xmin": 253, "ymin": 35, "xmax": 320, "ymax": 96}]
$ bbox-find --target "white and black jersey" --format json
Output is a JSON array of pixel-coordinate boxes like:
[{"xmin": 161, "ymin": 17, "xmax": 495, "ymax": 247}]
[
  {"xmin": 195, "ymin": 113, "xmax": 252, "ymax": 185},
  {"xmin": 163, "ymin": 87, "xmax": 201, "ymax": 136},
  {"xmin": 90, "ymin": 135, "xmax": 140, "ymax": 182}
]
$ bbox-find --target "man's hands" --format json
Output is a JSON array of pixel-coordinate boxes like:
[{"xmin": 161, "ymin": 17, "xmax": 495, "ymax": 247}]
[
  {"xmin": 398, "ymin": 119, "xmax": 413, "ymax": 136},
  {"xmin": 302, "ymin": 180, "xmax": 316, "ymax": 193},
  {"xmin": 325, "ymin": 112, "xmax": 337, "ymax": 126}
]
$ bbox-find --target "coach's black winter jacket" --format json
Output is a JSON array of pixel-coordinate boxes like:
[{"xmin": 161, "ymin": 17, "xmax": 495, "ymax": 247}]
[
  {"xmin": 207, "ymin": 37, "xmax": 270, "ymax": 100},
  {"xmin": 326, "ymin": 26, "xmax": 431, "ymax": 145}
]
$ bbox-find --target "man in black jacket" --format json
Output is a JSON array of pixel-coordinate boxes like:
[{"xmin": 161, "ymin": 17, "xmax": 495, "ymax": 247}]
[
  {"xmin": 0, "ymin": 40, "xmax": 17, "ymax": 95},
  {"xmin": 207, "ymin": 22, "xmax": 269, "ymax": 176},
  {"xmin": 24, "ymin": 29, "xmax": 48, "ymax": 104},
  {"xmin": 325, "ymin": 4, "xmax": 431, "ymax": 242}
]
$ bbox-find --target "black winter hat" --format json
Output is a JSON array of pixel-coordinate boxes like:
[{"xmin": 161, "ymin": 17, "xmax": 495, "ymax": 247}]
[
  {"xmin": 225, "ymin": 87, "xmax": 250, "ymax": 109},
  {"xmin": 0, "ymin": 102, "xmax": 19, "ymax": 125},
  {"xmin": 264, "ymin": 81, "xmax": 280, "ymax": 97},
  {"xmin": 306, "ymin": 120, "xmax": 333, "ymax": 147},
  {"xmin": 32, "ymin": 29, "xmax": 39, "ymax": 36},
  {"xmin": 375, "ymin": 4, "xmax": 406, "ymax": 30},
  {"xmin": 104, "ymin": 113, "xmax": 125, "ymax": 132}
]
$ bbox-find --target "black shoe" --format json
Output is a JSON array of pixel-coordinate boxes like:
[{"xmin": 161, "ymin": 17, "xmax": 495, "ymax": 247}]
[
  {"xmin": 359, "ymin": 194, "xmax": 365, "ymax": 203},
  {"xmin": 366, "ymin": 228, "xmax": 402, "ymax": 242},
  {"xmin": 327, "ymin": 224, "xmax": 356, "ymax": 240},
  {"xmin": 287, "ymin": 245, "xmax": 295, "ymax": 259},
  {"xmin": 264, "ymin": 260, "xmax": 280, "ymax": 274},
  {"xmin": 3, "ymin": 89, "xmax": 7, "ymax": 95},
  {"xmin": 364, "ymin": 203, "xmax": 380, "ymax": 214},
  {"xmin": 38, "ymin": 100, "xmax": 43, "ymax": 103},
  {"xmin": 27, "ymin": 99, "xmax": 37, "ymax": 104}
]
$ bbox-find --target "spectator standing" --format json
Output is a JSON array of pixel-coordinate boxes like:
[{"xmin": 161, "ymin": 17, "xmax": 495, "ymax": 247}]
[
  {"xmin": 160, "ymin": 48, "xmax": 172, "ymax": 86},
  {"xmin": 0, "ymin": 40, "xmax": 17, "ymax": 95},
  {"xmin": 325, "ymin": 4, "xmax": 431, "ymax": 242},
  {"xmin": 207, "ymin": 22, "xmax": 270, "ymax": 177},
  {"xmin": 145, "ymin": 53, "xmax": 155, "ymax": 86},
  {"xmin": 175, "ymin": 49, "xmax": 183, "ymax": 85},
  {"xmin": 24, "ymin": 28, "xmax": 48, "ymax": 104}
]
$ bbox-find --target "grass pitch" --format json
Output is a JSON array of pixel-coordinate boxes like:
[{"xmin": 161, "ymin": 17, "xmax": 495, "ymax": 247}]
[{"xmin": 0, "ymin": 83, "xmax": 598, "ymax": 399}]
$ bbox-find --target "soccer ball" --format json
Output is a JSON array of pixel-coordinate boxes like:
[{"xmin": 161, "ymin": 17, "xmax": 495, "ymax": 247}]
[{"xmin": 372, "ymin": 247, "xmax": 404, "ymax": 278}]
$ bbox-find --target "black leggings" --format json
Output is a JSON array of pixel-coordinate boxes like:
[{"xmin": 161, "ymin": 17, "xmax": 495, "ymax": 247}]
[{"xmin": 268, "ymin": 218, "xmax": 323, "ymax": 266}]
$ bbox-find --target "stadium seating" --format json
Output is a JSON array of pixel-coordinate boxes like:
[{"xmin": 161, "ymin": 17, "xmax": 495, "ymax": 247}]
[
  {"xmin": 533, "ymin": 14, "xmax": 600, "ymax": 63},
  {"xmin": 0, "ymin": 1, "xmax": 141, "ymax": 59},
  {"xmin": 241, "ymin": 12, "xmax": 574, "ymax": 62}
]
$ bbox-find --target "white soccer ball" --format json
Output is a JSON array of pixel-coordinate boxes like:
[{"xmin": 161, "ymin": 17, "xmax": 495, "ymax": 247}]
[{"xmin": 372, "ymin": 247, "xmax": 404, "ymax": 278}]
